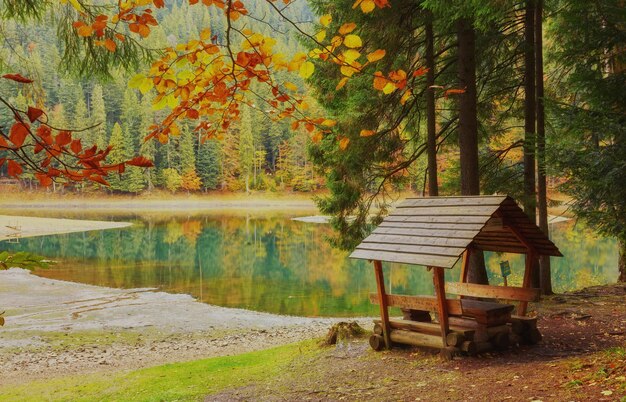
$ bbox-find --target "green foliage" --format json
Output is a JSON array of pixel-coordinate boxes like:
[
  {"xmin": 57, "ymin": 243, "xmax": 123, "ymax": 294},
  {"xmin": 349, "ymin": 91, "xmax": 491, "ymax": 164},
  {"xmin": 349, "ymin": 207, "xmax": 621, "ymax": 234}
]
[
  {"xmin": 161, "ymin": 168, "xmax": 182, "ymax": 193},
  {"xmin": 0, "ymin": 339, "xmax": 321, "ymax": 401},
  {"xmin": 548, "ymin": 0, "xmax": 626, "ymax": 244},
  {"xmin": 0, "ymin": 251, "xmax": 51, "ymax": 270}
]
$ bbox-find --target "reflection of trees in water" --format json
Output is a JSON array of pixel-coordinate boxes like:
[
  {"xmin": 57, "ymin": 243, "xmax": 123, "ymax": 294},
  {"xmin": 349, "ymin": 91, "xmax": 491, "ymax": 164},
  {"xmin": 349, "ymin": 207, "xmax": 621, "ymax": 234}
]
[{"xmin": 5, "ymin": 216, "xmax": 618, "ymax": 316}]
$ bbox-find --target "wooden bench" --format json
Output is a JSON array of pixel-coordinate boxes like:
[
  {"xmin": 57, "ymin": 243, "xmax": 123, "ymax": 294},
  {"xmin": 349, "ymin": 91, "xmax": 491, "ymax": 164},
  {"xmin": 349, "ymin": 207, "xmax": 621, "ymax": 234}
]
[{"xmin": 369, "ymin": 293, "xmax": 514, "ymax": 326}]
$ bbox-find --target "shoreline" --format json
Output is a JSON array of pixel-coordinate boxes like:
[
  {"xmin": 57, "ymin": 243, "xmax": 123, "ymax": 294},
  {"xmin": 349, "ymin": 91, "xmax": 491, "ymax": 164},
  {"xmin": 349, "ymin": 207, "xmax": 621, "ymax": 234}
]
[
  {"xmin": 0, "ymin": 215, "xmax": 131, "ymax": 242},
  {"xmin": 0, "ymin": 268, "xmax": 370, "ymax": 385}
]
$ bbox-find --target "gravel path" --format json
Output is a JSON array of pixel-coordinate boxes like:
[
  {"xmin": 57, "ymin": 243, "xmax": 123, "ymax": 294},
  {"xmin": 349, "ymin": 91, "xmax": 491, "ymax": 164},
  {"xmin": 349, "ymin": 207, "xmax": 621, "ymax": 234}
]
[{"xmin": 0, "ymin": 268, "xmax": 370, "ymax": 385}]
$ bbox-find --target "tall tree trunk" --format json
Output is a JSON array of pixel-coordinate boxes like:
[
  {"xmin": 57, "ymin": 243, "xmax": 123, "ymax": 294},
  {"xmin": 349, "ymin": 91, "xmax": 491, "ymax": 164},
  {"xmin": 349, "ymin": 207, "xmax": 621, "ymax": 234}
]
[
  {"xmin": 619, "ymin": 239, "xmax": 626, "ymax": 282},
  {"xmin": 457, "ymin": 18, "xmax": 487, "ymax": 284},
  {"xmin": 524, "ymin": 0, "xmax": 539, "ymax": 288},
  {"xmin": 426, "ymin": 16, "xmax": 438, "ymax": 197},
  {"xmin": 535, "ymin": 0, "xmax": 552, "ymax": 295}
]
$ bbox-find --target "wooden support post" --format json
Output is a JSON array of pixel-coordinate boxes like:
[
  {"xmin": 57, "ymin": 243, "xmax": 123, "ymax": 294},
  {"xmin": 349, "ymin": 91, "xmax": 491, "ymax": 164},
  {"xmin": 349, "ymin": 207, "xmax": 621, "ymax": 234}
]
[
  {"xmin": 517, "ymin": 251, "xmax": 536, "ymax": 316},
  {"xmin": 373, "ymin": 260, "xmax": 391, "ymax": 349},
  {"xmin": 432, "ymin": 266, "xmax": 449, "ymax": 346},
  {"xmin": 459, "ymin": 246, "xmax": 472, "ymax": 284}
]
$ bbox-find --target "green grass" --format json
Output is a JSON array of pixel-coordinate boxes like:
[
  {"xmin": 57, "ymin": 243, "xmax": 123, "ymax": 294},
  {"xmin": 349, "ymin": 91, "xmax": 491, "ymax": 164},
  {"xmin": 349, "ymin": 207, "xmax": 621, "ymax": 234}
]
[{"xmin": 0, "ymin": 339, "xmax": 321, "ymax": 402}]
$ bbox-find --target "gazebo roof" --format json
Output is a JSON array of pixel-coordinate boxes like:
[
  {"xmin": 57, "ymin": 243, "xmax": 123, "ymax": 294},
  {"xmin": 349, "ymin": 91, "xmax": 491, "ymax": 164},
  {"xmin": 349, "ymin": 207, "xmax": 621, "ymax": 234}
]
[{"xmin": 349, "ymin": 195, "xmax": 562, "ymax": 269}]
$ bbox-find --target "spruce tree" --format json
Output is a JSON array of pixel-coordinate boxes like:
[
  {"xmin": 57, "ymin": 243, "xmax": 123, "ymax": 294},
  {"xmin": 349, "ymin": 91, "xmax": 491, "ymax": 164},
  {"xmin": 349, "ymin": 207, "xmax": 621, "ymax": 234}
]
[
  {"xmin": 90, "ymin": 84, "xmax": 107, "ymax": 150},
  {"xmin": 107, "ymin": 122, "xmax": 125, "ymax": 191},
  {"xmin": 238, "ymin": 107, "xmax": 254, "ymax": 194}
]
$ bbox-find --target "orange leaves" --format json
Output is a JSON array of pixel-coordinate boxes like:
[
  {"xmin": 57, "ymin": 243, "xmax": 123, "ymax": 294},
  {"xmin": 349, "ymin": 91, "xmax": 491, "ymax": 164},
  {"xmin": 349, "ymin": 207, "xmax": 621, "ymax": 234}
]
[
  {"xmin": 35, "ymin": 172, "xmax": 53, "ymax": 187},
  {"xmin": 55, "ymin": 131, "xmax": 72, "ymax": 147},
  {"xmin": 7, "ymin": 160, "xmax": 22, "ymax": 177},
  {"xmin": 72, "ymin": 21, "xmax": 93, "ymax": 37},
  {"xmin": 2, "ymin": 73, "xmax": 33, "ymax": 83},
  {"xmin": 372, "ymin": 69, "xmax": 407, "ymax": 94},
  {"xmin": 338, "ymin": 136, "xmax": 350, "ymax": 150},
  {"xmin": 339, "ymin": 22, "xmax": 357, "ymax": 35},
  {"xmin": 360, "ymin": 129, "xmax": 376, "ymax": 137},
  {"xmin": 352, "ymin": 0, "xmax": 390, "ymax": 13},
  {"xmin": 443, "ymin": 88, "xmax": 466, "ymax": 98},
  {"xmin": 366, "ymin": 49, "xmax": 386, "ymax": 63},
  {"xmin": 9, "ymin": 122, "xmax": 29, "ymax": 147}
]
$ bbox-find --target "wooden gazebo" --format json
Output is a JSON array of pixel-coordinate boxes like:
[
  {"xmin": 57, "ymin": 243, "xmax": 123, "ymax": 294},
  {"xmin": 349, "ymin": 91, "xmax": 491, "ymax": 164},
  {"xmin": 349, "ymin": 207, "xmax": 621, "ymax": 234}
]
[{"xmin": 349, "ymin": 196, "xmax": 562, "ymax": 358}]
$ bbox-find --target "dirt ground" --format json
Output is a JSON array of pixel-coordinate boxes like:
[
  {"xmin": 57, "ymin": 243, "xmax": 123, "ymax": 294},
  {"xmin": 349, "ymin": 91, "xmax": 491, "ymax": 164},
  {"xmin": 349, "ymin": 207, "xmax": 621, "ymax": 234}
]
[{"xmin": 208, "ymin": 284, "xmax": 626, "ymax": 402}]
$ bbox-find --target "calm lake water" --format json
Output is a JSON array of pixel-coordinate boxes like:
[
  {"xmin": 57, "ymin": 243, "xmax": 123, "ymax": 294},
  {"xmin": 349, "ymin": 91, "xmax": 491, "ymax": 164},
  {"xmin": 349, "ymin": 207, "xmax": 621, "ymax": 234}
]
[{"xmin": 2, "ymin": 211, "xmax": 619, "ymax": 317}]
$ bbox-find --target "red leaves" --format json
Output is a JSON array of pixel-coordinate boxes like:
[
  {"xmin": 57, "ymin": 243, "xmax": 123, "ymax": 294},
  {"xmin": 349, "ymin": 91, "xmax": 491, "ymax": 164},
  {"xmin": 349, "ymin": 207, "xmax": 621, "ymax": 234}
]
[
  {"xmin": 27, "ymin": 107, "xmax": 44, "ymax": 122},
  {"xmin": 127, "ymin": 156, "xmax": 155, "ymax": 168},
  {"xmin": 9, "ymin": 122, "xmax": 29, "ymax": 147},
  {"xmin": 7, "ymin": 160, "xmax": 23, "ymax": 177},
  {"xmin": 55, "ymin": 131, "xmax": 72, "ymax": 147},
  {"xmin": 2, "ymin": 73, "xmax": 33, "ymax": 83},
  {"xmin": 70, "ymin": 139, "xmax": 82, "ymax": 154}
]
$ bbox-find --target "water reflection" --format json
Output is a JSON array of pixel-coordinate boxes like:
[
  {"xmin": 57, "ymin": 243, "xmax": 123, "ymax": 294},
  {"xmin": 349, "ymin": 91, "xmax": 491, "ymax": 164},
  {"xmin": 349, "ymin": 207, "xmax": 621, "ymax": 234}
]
[{"xmin": 2, "ymin": 213, "xmax": 618, "ymax": 317}]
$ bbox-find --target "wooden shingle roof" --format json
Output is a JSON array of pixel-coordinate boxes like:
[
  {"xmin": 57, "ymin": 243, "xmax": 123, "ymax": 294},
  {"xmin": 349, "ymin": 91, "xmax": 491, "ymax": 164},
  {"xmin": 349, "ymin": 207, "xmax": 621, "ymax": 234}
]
[{"xmin": 349, "ymin": 196, "xmax": 562, "ymax": 269}]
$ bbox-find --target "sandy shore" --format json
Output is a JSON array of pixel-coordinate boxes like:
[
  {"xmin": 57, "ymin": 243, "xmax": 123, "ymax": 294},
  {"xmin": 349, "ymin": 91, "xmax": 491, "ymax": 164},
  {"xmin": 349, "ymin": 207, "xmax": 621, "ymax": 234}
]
[
  {"xmin": 0, "ymin": 268, "xmax": 369, "ymax": 385},
  {"xmin": 0, "ymin": 215, "xmax": 131, "ymax": 241}
]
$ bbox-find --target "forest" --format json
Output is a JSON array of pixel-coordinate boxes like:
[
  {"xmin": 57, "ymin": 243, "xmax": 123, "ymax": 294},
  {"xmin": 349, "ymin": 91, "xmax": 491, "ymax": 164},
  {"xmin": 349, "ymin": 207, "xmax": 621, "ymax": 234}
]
[{"xmin": 0, "ymin": 1, "xmax": 624, "ymax": 279}]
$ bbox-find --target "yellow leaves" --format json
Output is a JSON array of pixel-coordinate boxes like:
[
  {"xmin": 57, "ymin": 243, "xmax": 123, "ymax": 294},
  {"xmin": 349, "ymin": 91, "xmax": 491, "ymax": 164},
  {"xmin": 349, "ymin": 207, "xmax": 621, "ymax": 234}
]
[
  {"xmin": 366, "ymin": 49, "xmax": 386, "ymax": 63},
  {"xmin": 344, "ymin": 34, "xmax": 362, "ymax": 48},
  {"xmin": 284, "ymin": 81, "xmax": 299, "ymax": 92},
  {"xmin": 322, "ymin": 119, "xmax": 337, "ymax": 127},
  {"xmin": 342, "ymin": 49, "xmax": 361, "ymax": 64},
  {"xmin": 60, "ymin": 0, "xmax": 83, "ymax": 12},
  {"xmin": 315, "ymin": 30, "xmax": 326, "ymax": 42},
  {"xmin": 339, "ymin": 22, "xmax": 357, "ymax": 35},
  {"xmin": 353, "ymin": 0, "xmax": 375, "ymax": 13},
  {"xmin": 311, "ymin": 131, "xmax": 323, "ymax": 143},
  {"xmin": 200, "ymin": 28, "xmax": 212, "ymax": 41},
  {"xmin": 360, "ymin": 129, "xmax": 376, "ymax": 137},
  {"xmin": 129, "ymin": 74, "xmax": 154, "ymax": 94},
  {"xmin": 340, "ymin": 64, "xmax": 359, "ymax": 77},
  {"xmin": 382, "ymin": 82, "xmax": 396, "ymax": 94},
  {"xmin": 320, "ymin": 14, "xmax": 332, "ymax": 27},
  {"xmin": 336, "ymin": 77, "xmax": 349, "ymax": 90},
  {"xmin": 169, "ymin": 123, "xmax": 181, "ymax": 136},
  {"xmin": 299, "ymin": 61, "xmax": 315, "ymax": 79},
  {"xmin": 73, "ymin": 22, "xmax": 93, "ymax": 37}
]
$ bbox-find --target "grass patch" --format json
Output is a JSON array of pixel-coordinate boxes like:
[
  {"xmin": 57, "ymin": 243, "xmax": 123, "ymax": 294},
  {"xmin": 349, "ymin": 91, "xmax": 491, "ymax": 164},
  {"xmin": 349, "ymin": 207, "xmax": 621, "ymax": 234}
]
[{"xmin": 0, "ymin": 338, "xmax": 321, "ymax": 402}]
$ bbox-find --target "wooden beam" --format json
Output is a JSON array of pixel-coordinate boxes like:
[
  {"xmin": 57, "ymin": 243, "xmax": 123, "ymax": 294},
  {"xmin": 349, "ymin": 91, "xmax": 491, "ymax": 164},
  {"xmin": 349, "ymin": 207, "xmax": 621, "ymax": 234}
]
[
  {"xmin": 459, "ymin": 246, "xmax": 472, "ymax": 284},
  {"xmin": 373, "ymin": 260, "xmax": 391, "ymax": 349},
  {"xmin": 369, "ymin": 293, "xmax": 463, "ymax": 315},
  {"xmin": 432, "ymin": 266, "xmax": 449, "ymax": 345},
  {"xmin": 446, "ymin": 282, "xmax": 540, "ymax": 302},
  {"xmin": 517, "ymin": 251, "xmax": 536, "ymax": 316},
  {"xmin": 373, "ymin": 319, "xmax": 475, "ymax": 339}
]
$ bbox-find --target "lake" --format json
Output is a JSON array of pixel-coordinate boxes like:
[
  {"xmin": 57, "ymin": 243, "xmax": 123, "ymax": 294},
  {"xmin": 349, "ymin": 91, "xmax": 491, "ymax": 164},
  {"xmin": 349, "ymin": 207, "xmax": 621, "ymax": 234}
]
[{"xmin": 2, "ymin": 211, "xmax": 619, "ymax": 317}]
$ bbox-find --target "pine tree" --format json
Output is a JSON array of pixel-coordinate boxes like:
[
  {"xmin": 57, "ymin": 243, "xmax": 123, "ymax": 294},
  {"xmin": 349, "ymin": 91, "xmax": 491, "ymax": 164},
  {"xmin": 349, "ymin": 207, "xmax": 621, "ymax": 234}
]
[
  {"xmin": 197, "ymin": 138, "xmax": 222, "ymax": 190},
  {"xmin": 107, "ymin": 122, "xmax": 125, "ymax": 191},
  {"xmin": 73, "ymin": 85, "xmax": 89, "ymax": 142},
  {"xmin": 90, "ymin": 84, "xmax": 107, "ymax": 150},
  {"xmin": 238, "ymin": 107, "xmax": 254, "ymax": 194}
]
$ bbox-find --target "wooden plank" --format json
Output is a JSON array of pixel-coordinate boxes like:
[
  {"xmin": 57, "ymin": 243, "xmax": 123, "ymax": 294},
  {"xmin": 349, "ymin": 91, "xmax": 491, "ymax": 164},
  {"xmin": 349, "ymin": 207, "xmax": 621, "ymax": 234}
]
[
  {"xmin": 517, "ymin": 251, "xmax": 536, "ymax": 316},
  {"xmin": 398, "ymin": 196, "xmax": 506, "ymax": 208},
  {"xmin": 372, "ymin": 226, "xmax": 479, "ymax": 239},
  {"xmin": 350, "ymin": 249, "xmax": 460, "ymax": 268},
  {"xmin": 461, "ymin": 299, "xmax": 514, "ymax": 326},
  {"xmin": 373, "ymin": 319, "xmax": 475, "ymax": 338},
  {"xmin": 390, "ymin": 206, "xmax": 498, "ymax": 216},
  {"xmin": 356, "ymin": 242, "xmax": 465, "ymax": 257},
  {"xmin": 378, "ymin": 221, "xmax": 485, "ymax": 231},
  {"xmin": 373, "ymin": 260, "xmax": 391, "ymax": 349},
  {"xmin": 369, "ymin": 293, "xmax": 463, "ymax": 316},
  {"xmin": 382, "ymin": 215, "xmax": 490, "ymax": 224},
  {"xmin": 446, "ymin": 282, "xmax": 540, "ymax": 302},
  {"xmin": 362, "ymin": 234, "xmax": 470, "ymax": 248},
  {"xmin": 433, "ymin": 266, "xmax": 449, "ymax": 345}
]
